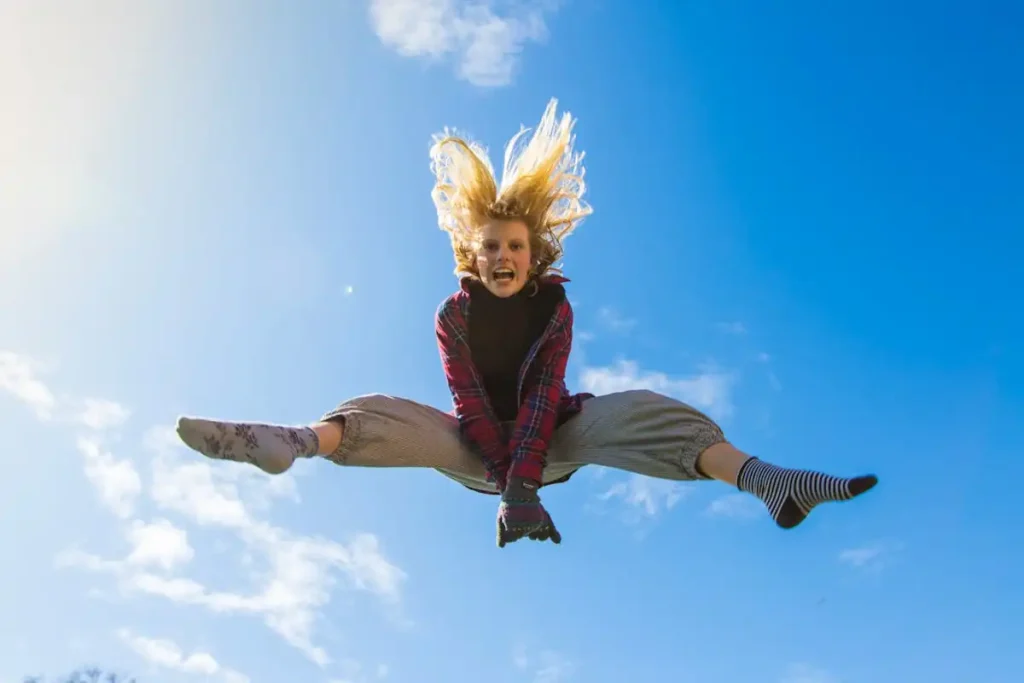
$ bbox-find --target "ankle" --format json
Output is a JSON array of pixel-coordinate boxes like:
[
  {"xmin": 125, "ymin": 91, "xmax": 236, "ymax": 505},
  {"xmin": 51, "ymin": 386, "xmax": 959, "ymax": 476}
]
[
  {"xmin": 311, "ymin": 419, "xmax": 344, "ymax": 455},
  {"xmin": 696, "ymin": 442, "xmax": 752, "ymax": 485}
]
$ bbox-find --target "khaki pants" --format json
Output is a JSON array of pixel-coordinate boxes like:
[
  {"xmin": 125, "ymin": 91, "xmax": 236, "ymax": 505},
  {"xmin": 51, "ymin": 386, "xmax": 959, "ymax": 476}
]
[{"xmin": 320, "ymin": 389, "xmax": 724, "ymax": 494}]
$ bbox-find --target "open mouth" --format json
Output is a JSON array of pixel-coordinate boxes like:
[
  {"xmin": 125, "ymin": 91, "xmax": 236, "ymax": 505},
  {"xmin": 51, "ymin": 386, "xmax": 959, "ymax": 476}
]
[{"xmin": 492, "ymin": 268, "xmax": 516, "ymax": 283}]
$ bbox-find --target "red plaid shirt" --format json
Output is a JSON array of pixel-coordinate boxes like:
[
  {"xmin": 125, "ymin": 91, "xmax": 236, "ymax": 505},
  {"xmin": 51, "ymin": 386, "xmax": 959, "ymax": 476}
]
[{"xmin": 435, "ymin": 276, "xmax": 592, "ymax": 489}]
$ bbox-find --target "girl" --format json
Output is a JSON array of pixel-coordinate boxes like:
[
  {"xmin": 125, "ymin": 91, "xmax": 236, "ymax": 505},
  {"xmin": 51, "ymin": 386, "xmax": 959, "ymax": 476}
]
[{"xmin": 176, "ymin": 99, "xmax": 877, "ymax": 548}]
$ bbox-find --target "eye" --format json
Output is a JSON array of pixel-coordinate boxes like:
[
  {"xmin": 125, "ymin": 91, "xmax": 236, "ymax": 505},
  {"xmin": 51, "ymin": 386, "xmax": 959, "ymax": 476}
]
[
  {"xmin": 510, "ymin": 241, "xmax": 525, "ymax": 251},
  {"xmin": 481, "ymin": 240, "xmax": 499, "ymax": 252}
]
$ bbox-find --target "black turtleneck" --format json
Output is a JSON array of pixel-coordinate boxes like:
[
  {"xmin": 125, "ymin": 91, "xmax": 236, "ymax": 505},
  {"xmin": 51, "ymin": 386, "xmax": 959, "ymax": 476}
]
[{"xmin": 467, "ymin": 280, "xmax": 563, "ymax": 421}]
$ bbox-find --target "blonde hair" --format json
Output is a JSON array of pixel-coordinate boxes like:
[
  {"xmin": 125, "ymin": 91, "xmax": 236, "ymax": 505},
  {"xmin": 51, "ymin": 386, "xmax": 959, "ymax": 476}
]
[{"xmin": 429, "ymin": 98, "xmax": 592, "ymax": 279}]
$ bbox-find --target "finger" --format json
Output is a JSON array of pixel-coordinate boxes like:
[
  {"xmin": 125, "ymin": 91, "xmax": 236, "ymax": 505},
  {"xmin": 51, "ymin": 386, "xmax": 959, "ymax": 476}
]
[
  {"xmin": 506, "ymin": 526, "xmax": 532, "ymax": 545},
  {"xmin": 526, "ymin": 519, "xmax": 556, "ymax": 541},
  {"xmin": 543, "ymin": 513, "xmax": 562, "ymax": 544},
  {"xmin": 529, "ymin": 524, "xmax": 560, "ymax": 544}
]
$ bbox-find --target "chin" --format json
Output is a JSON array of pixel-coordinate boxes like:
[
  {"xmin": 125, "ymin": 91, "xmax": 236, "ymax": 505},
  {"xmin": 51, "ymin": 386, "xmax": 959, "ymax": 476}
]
[{"xmin": 487, "ymin": 281, "xmax": 525, "ymax": 297}]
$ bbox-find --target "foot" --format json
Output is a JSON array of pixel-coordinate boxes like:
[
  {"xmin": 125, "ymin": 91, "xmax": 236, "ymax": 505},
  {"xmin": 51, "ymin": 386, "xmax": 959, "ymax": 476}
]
[
  {"xmin": 737, "ymin": 458, "xmax": 878, "ymax": 529},
  {"xmin": 175, "ymin": 417, "xmax": 319, "ymax": 474}
]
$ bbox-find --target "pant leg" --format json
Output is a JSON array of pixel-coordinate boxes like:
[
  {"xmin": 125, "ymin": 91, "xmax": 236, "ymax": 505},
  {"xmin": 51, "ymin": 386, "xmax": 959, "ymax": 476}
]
[
  {"xmin": 544, "ymin": 389, "xmax": 725, "ymax": 481},
  {"xmin": 317, "ymin": 390, "xmax": 725, "ymax": 493},
  {"xmin": 319, "ymin": 394, "xmax": 574, "ymax": 494},
  {"xmin": 319, "ymin": 393, "xmax": 484, "ymax": 469}
]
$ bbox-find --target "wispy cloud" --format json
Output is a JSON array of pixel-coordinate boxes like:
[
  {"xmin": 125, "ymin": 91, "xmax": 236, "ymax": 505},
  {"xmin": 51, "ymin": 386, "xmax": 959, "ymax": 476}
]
[
  {"xmin": 327, "ymin": 658, "xmax": 391, "ymax": 683},
  {"xmin": 705, "ymin": 493, "xmax": 761, "ymax": 521},
  {"xmin": 838, "ymin": 541, "xmax": 902, "ymax": 574},
  {"xmin": 5, "ymin": 349, "xmax": 406, "ymax": 669},
  {"xmin": 76, "ymin": 397, "xmax": 132, "ymax": 431},
  {"xmin": 368, "ymin": 0, "xmax": 556, "ymax": 87},
  {"xmin": 1, "ymin": 351, "xmax": 136, "ymax": 430},
  {"xmin": 513, "ymin": 646, "xmax": 576, "ymax": 683},
  {"xmin": 579, "ymin": 359, "xmax": 737, "ymax": 421},
  {"xmin": 781, "ymin": 662, "xmax": 840, "ymax": 683},
  {"xmin": 598, "ymin": 474, "xmax": 691, "ymax": 520},
  {"xmin": 596, "ymin": 306, "xmax": 637, "ymax": 333},
  {"xmin": 66, "ymin": 429, "xmax": 408, "ymax": 666},
  {"xmin": 117, "ymin": 629, "xmax": 249, "ymax": 683},
  {"xmin": 0, "ymin": 351, "xmax": 57, "ymax": 420},
  {"xmin": 1, "ymin": 352, "xmax": 143, "ymax": 519},
  {"xmin": 76, "ymin": 435, "xmax": 143, "ymax": 520},
  {"xmin": 124, "ymin": 518, "xmax": 195, "ymax": 572}
]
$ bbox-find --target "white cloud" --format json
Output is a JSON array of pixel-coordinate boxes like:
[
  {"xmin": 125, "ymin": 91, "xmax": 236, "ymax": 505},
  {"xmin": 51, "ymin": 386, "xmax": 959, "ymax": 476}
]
[
  {"xmin": 579, "ymin": 359, "xmax": 736, "ymax": 421},
  {"xmin": 0, "ymin": 351, "xmax": 134, "ymax": 430},
  {"xmin": 125, "ymin": 518, "xmax": 194, "ymax": 572},
  {"xmin": 781, "ymin": 662, "xmax": 840, "ymax": 683},
  {"xmin": 76, "ymin": 397, "xmax": 132, "ymax": 431},
  {"xmin": 64, "ymin": 428, "xmax": 407, "ymax": 667},
  {"xmin": 514, "ymin": 648, "xmax": 575, "ymax": 683},
  {"xmin": 705, "ymin": 493, "xmax": 761, "ymax": 521},
  {"xmin": 13, "ymin": 350, "xmax": 407, "ymax": 669},
  {"xmin": 599, "ymin": 474, "xmax": 690, "ymax": 519},
  {"xmin": 0, "ymin": 351, "xmax": 57, "ymax": 420},
  {"xmin": 326, "ymin": 657, "xmax": 390, "ymax": 683},
  {"xmin": 368, "ymin": 0, "xmax": 554, "ymax": 87},
  {"xmin": 77, "ymin": 436, "xmax": 142, "ymax": 519},
  {"xmin": 150, "ymin": 452, "xmax": 252, "ymax": 529},
  {"xmin": 596, "ymin": 307, "xmax": 636, "ymax": 333},
  {"xmin": 838, "ymin": 541, "xmax": 901, "ymax": 573},
  {"xmin": 117, "ymin": 629, "xmax": 249, "ymax": 682}
]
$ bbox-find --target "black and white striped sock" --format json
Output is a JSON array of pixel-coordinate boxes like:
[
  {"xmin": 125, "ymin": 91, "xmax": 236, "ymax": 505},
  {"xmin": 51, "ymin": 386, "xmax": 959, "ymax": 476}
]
[{"xmin": 737, "ymin": 457, "xmax": 877, "ymax": 529}]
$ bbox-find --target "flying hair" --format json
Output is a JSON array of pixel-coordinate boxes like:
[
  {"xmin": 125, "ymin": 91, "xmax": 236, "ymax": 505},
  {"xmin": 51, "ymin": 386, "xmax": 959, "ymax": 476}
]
[{"xmin": 429, "ymin": 98, "xmax": 593, "ymax": 279}]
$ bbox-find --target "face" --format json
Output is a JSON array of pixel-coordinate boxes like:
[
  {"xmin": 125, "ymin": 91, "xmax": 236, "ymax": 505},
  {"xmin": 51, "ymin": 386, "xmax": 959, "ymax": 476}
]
[{"xmin": 475, "ymin": 219, "xmax": 533, "ymax": 297}]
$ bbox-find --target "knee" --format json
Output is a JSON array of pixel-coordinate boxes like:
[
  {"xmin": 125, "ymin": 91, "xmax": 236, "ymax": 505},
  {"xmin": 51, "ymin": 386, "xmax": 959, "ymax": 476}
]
[
  {"xmin": 625, "ymin": 389, "xmax": 662, "ymax": 401},
  {"xmin": 336, "ymin": 393, "xmax": 400, "ymax": 412},
  {"xmin": 610, "ymin": 389, "xmax": 723, "ymax": 430}
]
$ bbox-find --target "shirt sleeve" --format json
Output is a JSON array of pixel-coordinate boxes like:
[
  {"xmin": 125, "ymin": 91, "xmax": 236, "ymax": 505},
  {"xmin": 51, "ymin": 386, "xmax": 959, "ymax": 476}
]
[
  {"xmin": 507, "ymin": 296, "xmax": 575, "ymax": 484},
  {"xmin": 434, "ymin": 296, "xmax": 510, "ymax": 486}
]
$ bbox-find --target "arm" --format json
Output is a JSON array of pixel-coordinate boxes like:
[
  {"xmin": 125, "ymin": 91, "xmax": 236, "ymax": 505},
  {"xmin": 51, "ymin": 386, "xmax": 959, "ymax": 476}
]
[
  {"xmin": 507, "ymin": 297, "xmax": 575, "ymax": 484},
  {"xmin": 435, "ymin": 297, "xmax": 511, "ymax": 487}
]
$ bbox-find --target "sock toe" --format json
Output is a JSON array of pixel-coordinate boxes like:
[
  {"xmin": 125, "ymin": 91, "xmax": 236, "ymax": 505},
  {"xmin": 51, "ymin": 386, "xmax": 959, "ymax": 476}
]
[
  {"xmin": 175, "ymin": 417, "xmax": 224, "ymax": 458},
  {"xmin": 848, "ymin": 475, "xmax": 878, "ymax": 497},
  {"xmin": 175, "ymin": 417, "xmax": 201, "ymax": 446}
]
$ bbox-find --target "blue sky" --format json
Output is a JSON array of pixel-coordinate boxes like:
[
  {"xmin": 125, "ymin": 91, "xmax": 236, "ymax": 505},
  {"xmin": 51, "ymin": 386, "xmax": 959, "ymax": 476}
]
[{"xmin": 2, "ymin": 0, "xmax": 1022, "ymax": 681}]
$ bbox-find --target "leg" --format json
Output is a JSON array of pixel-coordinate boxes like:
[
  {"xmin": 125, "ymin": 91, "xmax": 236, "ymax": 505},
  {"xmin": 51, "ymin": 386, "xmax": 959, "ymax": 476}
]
[
  {"xmin": 545, "ymin": 390, "xmax": 877, "ymax": 529},
  {"xmin": 176, "ymin": 394, "xmax": 488, "ymax": 476}
]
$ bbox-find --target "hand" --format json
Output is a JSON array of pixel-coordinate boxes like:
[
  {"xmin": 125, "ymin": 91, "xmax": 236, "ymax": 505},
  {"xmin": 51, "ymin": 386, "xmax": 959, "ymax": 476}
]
[{"xmin": 496, "ymin": 476, "xmax": 562, "ymax": 548}]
